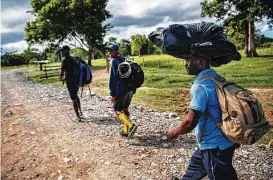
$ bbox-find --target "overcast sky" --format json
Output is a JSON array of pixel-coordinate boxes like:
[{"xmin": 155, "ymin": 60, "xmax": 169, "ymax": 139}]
[{"xmin": 1, "ymin": 0, "xmax": 273, "ymax": 53}]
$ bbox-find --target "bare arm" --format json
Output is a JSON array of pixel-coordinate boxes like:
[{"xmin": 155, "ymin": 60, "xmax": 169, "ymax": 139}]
[
  {"xmin": 167, "ymin": 109, "xmax": 202, "ymax": 140},
  {"xmin": 59, "ymin": 60, "xmax": 65, "ymax": 81}
]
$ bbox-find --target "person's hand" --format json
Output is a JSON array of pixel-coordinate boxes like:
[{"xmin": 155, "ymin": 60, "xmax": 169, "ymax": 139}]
[
  {"xmin": 60, "ymin": 75, "xmax": 64, "ymax": 81},
  {"xmin": 111, "ymin": 96, "xmax": 115, "ymax": 104},
  {"xmin": 166, "ymin": 128, "xmax": 179, "ymax": 141}
]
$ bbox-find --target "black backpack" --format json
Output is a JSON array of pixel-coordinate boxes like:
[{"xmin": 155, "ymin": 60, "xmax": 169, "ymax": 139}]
[{"xmin": 118, "ymin": 59, "xmax": 144, "ymax": 90}]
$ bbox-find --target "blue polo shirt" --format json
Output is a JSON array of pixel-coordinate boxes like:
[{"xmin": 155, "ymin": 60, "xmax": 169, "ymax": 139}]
[{"xmin": 190, "ymin": 68, "xmax": 233, "ymax": 150}]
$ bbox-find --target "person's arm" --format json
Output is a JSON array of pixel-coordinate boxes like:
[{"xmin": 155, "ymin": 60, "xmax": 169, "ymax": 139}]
[
  {"xmin": 167, "ymin": 109, "xmax": 202, "ymax": 140},
  {"xmin": 109, "ymin": 59, "xmax": 118, "ymax": 101},
  {"xmin": 59, "ymin": 59, "xmax": 65, "ymax": 81},
  {"xmin": 167, "ymin": 84, "xmax": 207, "ymax": 140}
]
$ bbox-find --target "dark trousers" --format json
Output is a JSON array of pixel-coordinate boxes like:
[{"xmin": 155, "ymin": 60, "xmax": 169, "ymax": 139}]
[
  {"xmin": 113, "ymin": 91, "xmax": 134, "ymax": 111},
  {"xmin": 66, "ymin": 80, "xmax": 79, "ymax": 100},
  {"xmin": 182, "ymin": 145, "xmax": 238, "ymax": 180}
]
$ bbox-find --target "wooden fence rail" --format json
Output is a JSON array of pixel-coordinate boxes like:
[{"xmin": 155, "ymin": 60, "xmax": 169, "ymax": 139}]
[{"xmin": 41, "ymin": 65, "xmax": 60, "ymax": 79}]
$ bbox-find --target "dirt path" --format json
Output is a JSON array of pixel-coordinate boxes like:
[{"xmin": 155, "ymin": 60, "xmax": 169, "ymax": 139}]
[{"xmin": 1, "ymin": 69, "xmax": 273, "ymax": 180}]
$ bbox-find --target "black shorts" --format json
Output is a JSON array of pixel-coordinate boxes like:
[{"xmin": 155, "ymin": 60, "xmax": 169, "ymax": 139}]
[
  {"xmin": 113, "ymin": 91, "xmax": 134, "ymax": 111},
  {"xmin": 66, "ymin": 81, "xmax": 79, "ymax": 100}
]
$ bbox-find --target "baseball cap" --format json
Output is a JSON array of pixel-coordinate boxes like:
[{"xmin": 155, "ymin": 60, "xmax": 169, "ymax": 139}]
[{"xmin": 106, "ymin": 44, "xmax": 119, "ymax": 51}]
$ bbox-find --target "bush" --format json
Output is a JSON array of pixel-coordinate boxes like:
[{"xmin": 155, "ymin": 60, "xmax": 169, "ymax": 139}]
[
  {"xmin": 47, "ymin": 53, "xmax": 57, "ymax": 63},
  {"xmin": 1, "ymin": 54, "xmax": 25, "ymax": 66}
]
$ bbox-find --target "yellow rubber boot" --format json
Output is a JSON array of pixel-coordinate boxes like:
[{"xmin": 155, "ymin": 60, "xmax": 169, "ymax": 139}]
[
  {"xmin": 123, "ymin": 124, "xmax": 128, "ymax": 134},
  {"xmin": 118, "ymin": 113, "xmax": 133, "ymax": 128}
]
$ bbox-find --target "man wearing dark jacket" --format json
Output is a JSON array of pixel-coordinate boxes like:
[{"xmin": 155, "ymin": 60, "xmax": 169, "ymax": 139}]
[
  {"xmin": 59, "ymin": 45, "xmax": 83, "ymax": 122},
  {"xmin": 107, "ymin": 44, "xmax": 137, "ymax": 139}
]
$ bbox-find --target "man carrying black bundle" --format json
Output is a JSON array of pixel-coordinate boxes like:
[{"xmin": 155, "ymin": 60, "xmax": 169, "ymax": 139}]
[
  {"xmin": 59, "ymin": 45, "xmax": 83, "ymax": 122},
  {"xmin": 167, "ymin": 56, "xmax": 238, "ymax": 180}
]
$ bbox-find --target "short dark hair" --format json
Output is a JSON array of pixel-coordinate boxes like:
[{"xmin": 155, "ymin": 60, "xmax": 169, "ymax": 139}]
[{"xmin": 61, "ymin": 45, "xmax": 70, "ymax": 51}]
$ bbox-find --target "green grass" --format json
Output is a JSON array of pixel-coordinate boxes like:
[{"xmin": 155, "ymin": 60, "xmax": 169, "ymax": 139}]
[
  {"xmin": 131, "ymin": 55, "xmax": 273, "ymax": 88},
  {"xmin": 239, "ymin": 47, "xmax": 273, "ymax": 57},
  {"xmin": 92, "ymin": 59, "xmax": 107, "ymax": 68},
  {"xmin": 133, "ymin": 88, "xmax": 177, "ymax": 111}
]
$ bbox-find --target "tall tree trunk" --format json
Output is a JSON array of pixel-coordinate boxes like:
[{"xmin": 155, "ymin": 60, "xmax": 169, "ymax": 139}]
[
  {"xmin": 87, "ymin": 38, "xmax": 93, "ymax": 67},
  {"xmin": 248, "ymin": 19, "xmax": 259, "ymax": 57},
  {"xmin": 244, "ymin": 22, "xmax": 249, "ymax": 56}
]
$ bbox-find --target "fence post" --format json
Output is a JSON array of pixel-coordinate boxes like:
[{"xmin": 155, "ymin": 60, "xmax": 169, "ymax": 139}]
[
  {"xmin": 142, "ymin": 57, "xmax": 145, "ymax": 67},
  {"xmin": 39, "ymin": 63, "xmax": 43, "ymax": 71},
  {"xmin": 45, "ymin": 66, "xmax": 48, "ymax": 79}
]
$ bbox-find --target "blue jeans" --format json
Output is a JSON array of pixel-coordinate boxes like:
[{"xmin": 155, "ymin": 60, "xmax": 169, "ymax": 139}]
[{"xmin": 182, "ymin": 145, "xmax": 238, "ymax": 180}]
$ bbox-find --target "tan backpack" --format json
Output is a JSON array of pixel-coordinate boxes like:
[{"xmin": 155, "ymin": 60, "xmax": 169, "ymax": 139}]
[{"xmin": 203, "ymin": 75, "xmax": 270, "ymax": 145}]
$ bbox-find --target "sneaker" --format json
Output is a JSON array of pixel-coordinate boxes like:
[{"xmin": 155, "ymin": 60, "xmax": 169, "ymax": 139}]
[
  {"xmin": 171, "ymin": 176, "xmax": 180, "ymax": 180},
  {"xmin": 119, "ymin": 130, "xmax": 128, "ymax": 137},
  {"xmin": 73, "ymin": 117, "xmax": 82, "ymax": 122},
  {"xmin": 127, "ymin": 124, "xmax": 137, "ymax": 139},
  {"xmin": 171, "ymin": 173, "xmax": 183, "ymax": 180},
  {"xmin": 79, "ymin": 111, "xmax": 83, "ymax": 117}
]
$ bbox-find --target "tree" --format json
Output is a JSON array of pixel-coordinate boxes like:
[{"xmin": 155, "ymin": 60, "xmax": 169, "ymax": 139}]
[
  {"xmin": 118, "ymin": 39, "xmax": 131, "ymax": 56},
  {"xmin": 201, "ymin": 0, "xmax": 273, "ymax": 57},
  {"xmin": 22, "ymin": 45, "xmax": 37, "ymax": 65},
  {"xmin": 71, "ymin": 47, "xmax": 88, "ymax": 60},
  {"xmin": 108, "ymin": 37, "xmax": 117, "ymax": 44},
  {"xmin": 147, "ymin": 41, "xmax": 162, "ymax": 55},
  {"xmin": 25, "ymin": 0, "xmax": 112, "ymax": 66},
  {"xmin": 1, "ymin": 51, "xmax": 25, "ymax": 66},
  {"xmin": 131, "ymin": 34, "xmax": 149, "ymax": 56}
]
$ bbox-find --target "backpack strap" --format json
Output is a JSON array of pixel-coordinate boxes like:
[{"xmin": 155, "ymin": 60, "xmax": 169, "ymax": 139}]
[
  {"xmin": 199, "ymin": 112, "xmax": 208, "ymax": 142},
  {"xmin": 88, "ymin": 84, "xmax": 94, "ymax": 98},
  {"xmin": 197, "ymin": 81, "xmax": 222, "ymax": 142},
  {"xmin": 198, "ymin": 75, "xmax": 232, "ymax": 142},
  {"xmin": 115, "ymin": 56, "xmax": 125, "ymax": 77},
  {"xmin": 197, "ymin": 85, "xmax": 209, "ymax": 142},
  {"xmin": 201, "ymin": 75, "xmax": 229, "ymax": 112},
  {"xmin": 205, "ymin": 111, "xmax": 222, "ymax": 128},
  {"xmin": 200, "ymin": 110, "xmax": 224, "ymax": 142}
]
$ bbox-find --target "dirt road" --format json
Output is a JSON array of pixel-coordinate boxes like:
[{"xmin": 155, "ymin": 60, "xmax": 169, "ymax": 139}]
[{"xmin": 1, "ymin": 69, "xmax": 272, "ymax": 180}]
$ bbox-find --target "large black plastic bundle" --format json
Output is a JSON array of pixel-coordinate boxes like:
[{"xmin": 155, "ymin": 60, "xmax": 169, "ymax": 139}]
[{"xmin": 148, "ymin": 22, "xmax": 241, "ymax": 66}]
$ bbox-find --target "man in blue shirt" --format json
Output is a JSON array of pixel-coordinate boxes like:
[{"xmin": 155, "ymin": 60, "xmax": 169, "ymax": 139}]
[
  {"xmin": 167, "ymin": 56, "xmax": 238, "ymax": 180},
  {"xmin": 107, "ymin": 44, "xmax": 137, "ymax": 139}
]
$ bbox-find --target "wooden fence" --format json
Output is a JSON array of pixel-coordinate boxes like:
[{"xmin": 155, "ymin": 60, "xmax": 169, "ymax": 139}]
[{"xmin": 40, "ymin": 65, "xmax": 60, "ymax": 79}]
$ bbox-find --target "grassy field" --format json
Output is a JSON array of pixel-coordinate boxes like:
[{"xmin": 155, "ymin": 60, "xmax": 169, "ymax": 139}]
[{"xmin": 24, "ymin": 54, "xmax": 273, "ymax": 111}]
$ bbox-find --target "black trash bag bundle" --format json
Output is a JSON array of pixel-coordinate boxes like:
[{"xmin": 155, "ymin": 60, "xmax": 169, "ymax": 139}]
[{"xmin": 148, "ymin": 22, "xmax": 241, "ymax": 67}]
